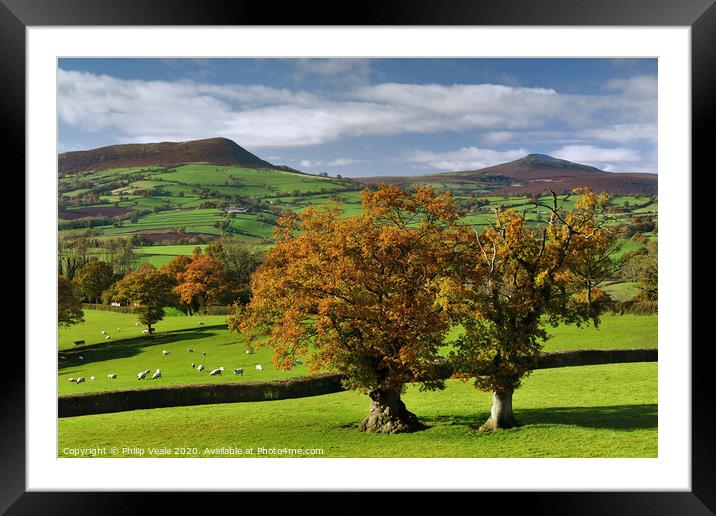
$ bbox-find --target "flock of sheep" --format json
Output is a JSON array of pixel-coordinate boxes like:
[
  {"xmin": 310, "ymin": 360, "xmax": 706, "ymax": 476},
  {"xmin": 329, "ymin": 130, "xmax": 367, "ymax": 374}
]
[{"xmin": 67, "ymin": 327, "xmax": 270, "ymax": 385}]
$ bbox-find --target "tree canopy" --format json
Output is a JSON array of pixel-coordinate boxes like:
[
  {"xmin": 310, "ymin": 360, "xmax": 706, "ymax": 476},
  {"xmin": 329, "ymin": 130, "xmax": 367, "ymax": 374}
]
[
  {"xmin": 108, "ymin": 265, "xmax": 175, "ymax": 331},
  {"xmin": 232, "ymin": 185, "xmax": 473, "ymax": 433},
  {"xmin": 58, "ymin": 275, "xmax": 84, "ymax": 327},
  {"xmin": 450, "ymin": 189, "xmax": 621, "ymax": 430}
]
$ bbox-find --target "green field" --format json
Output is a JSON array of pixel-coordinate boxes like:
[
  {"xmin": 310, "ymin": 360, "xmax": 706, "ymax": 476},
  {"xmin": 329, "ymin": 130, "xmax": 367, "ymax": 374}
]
[
  {"xmin": 58, "ymin": 361, "xmax": 657, "ymax": 458},
  {"xmin": 59, "ymin": 310, "xmax": 657, "ymax": 395}
]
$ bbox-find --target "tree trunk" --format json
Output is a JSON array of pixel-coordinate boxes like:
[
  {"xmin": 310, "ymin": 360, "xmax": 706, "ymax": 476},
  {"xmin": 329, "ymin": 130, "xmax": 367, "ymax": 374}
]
[
  {"xmin": 479, "ymin": 387, "xmax": 519, "ymax": 431},
  {"xmin": 358, "ymin": 388, "xmax": 426, "ymax": 434}
]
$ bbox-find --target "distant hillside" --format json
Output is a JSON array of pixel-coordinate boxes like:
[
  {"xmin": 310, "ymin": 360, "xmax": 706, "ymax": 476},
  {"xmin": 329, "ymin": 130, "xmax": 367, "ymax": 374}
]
[
  {"xmin": 58, "ymin": 137, "xmax": 273, "ymax": 175},
  {"xmin": 358, "ymin": 154, "xmax": 657, "ymax": 196}
]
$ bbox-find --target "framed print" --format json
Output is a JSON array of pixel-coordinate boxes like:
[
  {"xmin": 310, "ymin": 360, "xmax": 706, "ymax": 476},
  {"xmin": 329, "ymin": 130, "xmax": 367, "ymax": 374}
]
[{"xmin": 6, "ymin": 0, "xmax": 712, "ymax": 512}]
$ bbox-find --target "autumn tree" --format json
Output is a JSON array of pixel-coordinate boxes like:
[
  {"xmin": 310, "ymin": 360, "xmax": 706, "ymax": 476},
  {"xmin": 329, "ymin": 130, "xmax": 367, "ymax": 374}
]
[
  {"xmin": 73, "ymin": 260, "xmax": 116, "ymax": 303},
  {"xmin": 159, "ymin": 255, "xmax": 195, "ymax": 314},
  {"xmin": 58, "ymin": 275, "xmax": 84, "ymax": 327},
  {"xmin": 451, "ymin": 189, "xmax": 620, "ymax": 431},
  {"xmin": 174, "ymin": 255, "xmax": 230, "ymax": 313},
  {"xmin": 108, "ymin": 265, "xmax": 174, "ymax": 333},
  {"xmin": 232, "ymin": 185, "xmax": 473, "ymax": 433},
  {"xmin": 205, "ymin": 237, "xmax": 264, "ymax": 304}
]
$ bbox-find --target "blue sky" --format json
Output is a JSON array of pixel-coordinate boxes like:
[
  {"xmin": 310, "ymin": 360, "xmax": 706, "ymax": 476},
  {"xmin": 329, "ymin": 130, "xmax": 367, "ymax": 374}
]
[{"xmin": 58, "ymin": 58, "xmax": 657, "ymax": 176}]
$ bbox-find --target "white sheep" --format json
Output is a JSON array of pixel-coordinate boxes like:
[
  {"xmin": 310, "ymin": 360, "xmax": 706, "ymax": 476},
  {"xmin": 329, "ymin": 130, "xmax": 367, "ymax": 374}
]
[
  {"xmin": 197, "ymin": 364, "xmax": 205, "ymax": 372},
  {"xmin": 209, "ymin": 367, "xmax": 224, "ymax": 376},
  {"xmin": 78, "ymin": 355, "xmax": 84, "ymax": 360},
  {"xmin": 198, "ymin": 321, "xmax": 204, "ymax": 325},
  {"xmin": 187, "ymin": 348, "xmax": 194, "ymax": 352},
  {"xmin": 101, "ymin": 330, "xmax": 107, "ymax": 335},
  {"xmin": 135, "ymin": 322, "xmax": 140, "ymax": 326},
  {"xmin": 162, "ymin": 350, "xmax": 170, "ymax": 356},
  {"xmin": 142, "ymin": 329, "xmax": 150, "ymax": 335},
  {"xmin": 255, "ymin": 365, "xmax": 263, "ymax": 372},
  {"xmin": 108, "ymin": 374, "xmax": 117, "ymax": 379},
  {"xmin": 151, "ymin": 369, "xmax": 161, "ymax": 380},
  {"xmin": 90, "ymin": 376, "xmax": 96, "ymax": 381},
  {"xmin": 233, "ymin": 368, "xmax": 244, "ymax": 376},
  {"xmin": 105, "ymin": 335, "xmax": 111, "ymax": 340},
  {"xmin": 201, "ymin": 351, "xmax": 207, "ymax": 356},
  {"xmin": 245, "ymin": 349, "xmax": 253, "ymax": 354},
  {"xmin": 294, "ymin": 358, "xmax": 303, "ymax": 365},
  {"xmin": 137, "ymin": 370, "xmax": 150, "ymax": 380},
  {"xmin": 191, "ymin": 363, "xmax": 196, "ymax": 368},
  {"xmin": 76, "ymin": 377, "xmax": 85, "ymax": 384},
  {"xmin": 68, "ymin": 378, "xmax": 76, "ymax": 383}
]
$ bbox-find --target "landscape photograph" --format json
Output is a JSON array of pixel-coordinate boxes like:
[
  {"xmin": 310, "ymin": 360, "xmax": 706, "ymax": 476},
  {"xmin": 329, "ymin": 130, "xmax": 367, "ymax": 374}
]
[{"xmin": 57, "ymin": 58, "xmax": 658, "ymax": 458}]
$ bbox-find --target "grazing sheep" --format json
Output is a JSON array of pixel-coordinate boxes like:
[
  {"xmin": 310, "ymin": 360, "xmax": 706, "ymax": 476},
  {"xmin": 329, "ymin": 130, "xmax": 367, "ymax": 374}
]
[
  {"xmin": 197, "ymin": 364, "xmax": 205, "ymax": 372},
  {"xmin": 245, "ymin": 349, "xmax": 253, "ymax": 354},
  {"xmin": 101, "ymin": 331, "xmax": 107, "ymax": 335},
  {"xmin": 294, "ymin": 358, "xmax": 303, "ymax": 365},
  {"xmin": 209, "ymin": 367, "xmax": 224, "ymax": 376},
  {"xmin": 108, "ymin": 374, "xmax": 117, "ymax": 379},
  {"xmin": 117, "ymin": 328, "xmax": 121, "ymax": 332},
  {"xmin": 137, "ymin": 370, "xmax": 150, "ymax": 380},
  {"xmin": 191, "ymin": 363, "xmax": 196, "ymax": 368},
  {"xmin": 187, "ymin": 348, "xmax": 194, "ymax": 352},
  {"xmin": 105, "ymin": 335, "xmax": 111, "ymax": 340},
  {"xmin": 68, "ymin": 378, "xmax": 76, "ymax": 383},
  {"xmin": 76, "ymin": 377, "xmax": 85, "ymax": 384},
  {"xmin": 162, "ymin": 350, "xmax": 170, "ymax": 356},
  {"xmin": 151, "ymin": 369, "xmax": 161, "ymax": 380},
  {"xmin": 201, "ymin": 351, "xmax": 207, "ymax": 356},
  {"xmin": 256, "ymin": 365, "xmax": 263, "ymax": 372},
  {"xmin": 135, "ymin": 322, "xmax": 140, "ymax": 326},
  {"xmin": 142, "ymin": 329, "xmax": 150, "ymax": 335},
  {"xmin": 233, "ymin": 368, "xmax": 244, "ymax": 376},
  {"xmin": 90, "ymin": 376, "xmax": 96, "ymax": 381},
  {"xmin": 78, "ymin": 356, "xmax": 84, "ymax": 360},
  {"xmin": 198, "ymin": 321, "xmax": 205, "ymax": 325}
]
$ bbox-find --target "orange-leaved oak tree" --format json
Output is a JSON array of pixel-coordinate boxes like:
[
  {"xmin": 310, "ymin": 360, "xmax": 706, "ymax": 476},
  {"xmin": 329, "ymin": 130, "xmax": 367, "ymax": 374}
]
[
  {"xmin": 174, "ymin": 255, "xmax": 230, "ymax": 314},
  {"xmin": 230, "ymin": 185, "xmax": 474, "ymax": 433},
  {"xmin": 450, "ymin": 189, "xmax": 621, "ymax": 431}
]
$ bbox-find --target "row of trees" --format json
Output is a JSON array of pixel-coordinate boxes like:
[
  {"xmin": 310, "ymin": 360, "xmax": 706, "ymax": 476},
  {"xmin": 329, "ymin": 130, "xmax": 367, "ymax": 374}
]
[
  {"xmin": 58, "ymin": 237, "xmax": 265, "ymax": 332},
  {"xmin": 230, "ymin": 185, "xmax": 624, "ymax": 434}
]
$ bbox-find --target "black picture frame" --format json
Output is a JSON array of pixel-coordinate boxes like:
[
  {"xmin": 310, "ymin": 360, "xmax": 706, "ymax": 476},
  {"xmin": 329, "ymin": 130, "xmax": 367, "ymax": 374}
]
[{"xmin": 6, "ymin": 0, "xmax": 710, "ymax": 513}]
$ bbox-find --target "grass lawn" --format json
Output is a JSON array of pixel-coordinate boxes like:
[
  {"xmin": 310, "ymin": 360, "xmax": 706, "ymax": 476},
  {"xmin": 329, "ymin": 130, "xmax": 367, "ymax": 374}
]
[
  {"xmin": 59, "ymin": 310, "xmax": 656, "ymax": 395},
  {"xmin": 57, "ymin": 362, "xmax": 657, "ymax": 458}
]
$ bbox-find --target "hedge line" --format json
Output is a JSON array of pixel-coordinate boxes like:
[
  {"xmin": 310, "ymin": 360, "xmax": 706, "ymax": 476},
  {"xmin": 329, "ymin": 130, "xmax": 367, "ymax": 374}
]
[
  {"xmin": 82, "ymin": 303, "xmax": 139, "ymax": 314},
  {"xmin": 81, "ymin": 304, "xmax": 231, "ymax": 315},
  {"xmin": 58, "ymin": 348, "xmax": 657, "ymax": 418}
]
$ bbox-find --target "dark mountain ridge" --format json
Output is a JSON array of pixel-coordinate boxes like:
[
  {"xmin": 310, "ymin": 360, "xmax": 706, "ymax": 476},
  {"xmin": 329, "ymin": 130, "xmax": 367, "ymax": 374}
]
[
  {"xmin": 58, "ymin": 137, "xmax": 272, "ymax": 175},
  {"xmin": 359, "ymin": 154, "xmax": 657, "ymax": 196}
]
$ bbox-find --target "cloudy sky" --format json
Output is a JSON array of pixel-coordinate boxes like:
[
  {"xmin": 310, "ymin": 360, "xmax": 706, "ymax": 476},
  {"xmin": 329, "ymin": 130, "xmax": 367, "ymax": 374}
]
[{"xmin": 58, "ymin": 58, "xmax": 657, "ymax": 177}]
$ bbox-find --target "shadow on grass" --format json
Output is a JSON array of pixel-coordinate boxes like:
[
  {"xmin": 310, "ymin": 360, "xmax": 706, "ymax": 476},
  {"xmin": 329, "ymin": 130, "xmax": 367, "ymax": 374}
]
[
  {"xmin": 58, "ymin": 327, "xmax": 224, "ymax": 370},
  {"xmin": 422, "ymin": 404, "xmax": 657, "ymax": 431}
]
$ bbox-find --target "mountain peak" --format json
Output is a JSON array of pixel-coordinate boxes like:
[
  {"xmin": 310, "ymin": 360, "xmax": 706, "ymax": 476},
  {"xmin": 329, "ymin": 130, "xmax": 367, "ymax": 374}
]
[
  {"xmin": 512, "ymin": 154, "xmax": 601, "ymax": 172},
  {"xmin": 59, "ymin": 137, "xmax": 272, "ymax": 174}
]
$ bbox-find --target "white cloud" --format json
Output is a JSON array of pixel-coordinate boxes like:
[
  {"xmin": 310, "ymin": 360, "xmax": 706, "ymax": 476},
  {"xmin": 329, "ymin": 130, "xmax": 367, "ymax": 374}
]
[
  {"xmin": 326, "ymin": 158, "xmax": 362, "ymax": 167},
  {"xmin": 551, "ymin": 144, "xmax": 647, "ymax": 172},
  {"xmin": 297, "ymin": 158, "xmax": 363, "ymax": 168},
  {"xmin": 575, "ymin": 123, "xmax": 657, "ymax": 144},
  {"xmin": 402, "ymin": 146, "xmax": 529, "ymax": 172},
  {"xmin": 58, "ymin": 69, "xmax": 657, "ymax": 151}
]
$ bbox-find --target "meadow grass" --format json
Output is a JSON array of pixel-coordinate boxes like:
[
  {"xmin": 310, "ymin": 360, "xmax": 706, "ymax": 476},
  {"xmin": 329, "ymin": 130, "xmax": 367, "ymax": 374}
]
[
  {"xmin": 58, "ymin": 311, "xmax": 656, "ymax": 394},
  {"xmin": 57, "ymin": 362, "xmax": 657, "ymax": 458}
]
